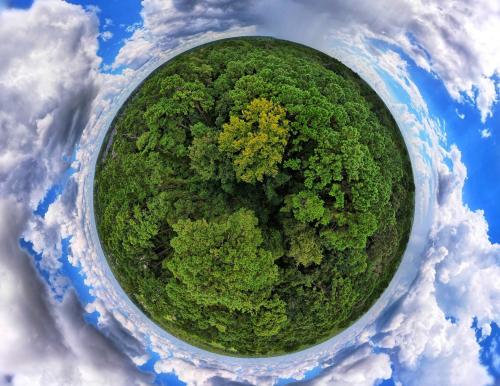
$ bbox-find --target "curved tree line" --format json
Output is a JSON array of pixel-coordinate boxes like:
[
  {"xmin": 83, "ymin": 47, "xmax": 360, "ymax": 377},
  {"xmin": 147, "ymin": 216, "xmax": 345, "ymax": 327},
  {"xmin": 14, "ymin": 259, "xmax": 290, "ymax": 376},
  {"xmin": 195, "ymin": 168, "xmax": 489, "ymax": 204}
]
[{"xmin": 94, "ymin": 37, "xmax": 414, "ymax": 356}]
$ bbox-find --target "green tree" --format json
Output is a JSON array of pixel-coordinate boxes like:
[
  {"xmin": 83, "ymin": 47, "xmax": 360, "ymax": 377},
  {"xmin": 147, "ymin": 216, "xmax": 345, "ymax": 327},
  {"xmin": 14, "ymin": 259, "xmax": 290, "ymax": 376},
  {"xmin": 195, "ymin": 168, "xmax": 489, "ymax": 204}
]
[
  {"xmin": 288, "ymin": 190, "xmax": 327, "ymax": 224},
  {"xmin": 252, "ymin": 297, "xmax": 288, "ymax": 337},
  {"xmin": 284, "ymin": 221, "xmax": 324, "ymax": 267},
  {"xmin": 165, "ymin": 208, "xmax": 280, "ymax": 312}
]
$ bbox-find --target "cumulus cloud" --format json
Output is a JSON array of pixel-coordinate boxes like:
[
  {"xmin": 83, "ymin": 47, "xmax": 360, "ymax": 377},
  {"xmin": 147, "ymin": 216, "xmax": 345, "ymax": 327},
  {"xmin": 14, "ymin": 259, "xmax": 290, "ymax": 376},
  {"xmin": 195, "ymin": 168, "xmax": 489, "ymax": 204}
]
[
  {"xmin": 0, "ymin": 2, "xmax": 150, "ymax": 384},
  {"xmin": 0, "ymin": 0, "xmax": 99, "ymax": 206},
  {"xmin": 378, "ymin": 0, "xmax": 500, "ymax": 121},
  {"xmin": 0, "ymin": 200, "xmax": 151, "ymax": 385},
  {"xmin": 112, "ymin": 0, "xmax": 257, "ymax": 69},
  {"xmin": 100, "ymin": 30, "xmax": 113, "ymax": 41},
  {"xmin": 481, "ymin": 128, "xmax": 492, "ymax": 138},
  {"xmin": 374, "ymin": 146, "xmax": 498, "ymax": 386}
]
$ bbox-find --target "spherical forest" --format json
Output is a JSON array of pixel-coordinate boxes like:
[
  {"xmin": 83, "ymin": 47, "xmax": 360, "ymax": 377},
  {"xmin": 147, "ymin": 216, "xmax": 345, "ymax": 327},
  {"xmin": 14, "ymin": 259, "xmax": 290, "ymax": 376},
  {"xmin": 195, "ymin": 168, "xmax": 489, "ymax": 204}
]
[{"xmin": 94, "ymin": 37, "xmax": 414, "ymax": 356}]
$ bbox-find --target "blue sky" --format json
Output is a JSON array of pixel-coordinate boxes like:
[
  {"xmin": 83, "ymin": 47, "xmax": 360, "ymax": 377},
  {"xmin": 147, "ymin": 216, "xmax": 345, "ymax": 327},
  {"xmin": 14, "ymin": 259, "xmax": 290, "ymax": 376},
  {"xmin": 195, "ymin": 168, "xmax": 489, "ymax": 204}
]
[
  {"xmin": 66, "ymin": 0, "xmax": 143, "ymax": 69},
  {"xmin": 6, "ymin": 0, "xmax": 33, "ymax": 8},
  {"xmin": 1, "ymin": 1, "xmax": 499, "ymax": 385},
  {"xmin": 404, "ymin": 56, "xmax": 500, "ymax": 243}
]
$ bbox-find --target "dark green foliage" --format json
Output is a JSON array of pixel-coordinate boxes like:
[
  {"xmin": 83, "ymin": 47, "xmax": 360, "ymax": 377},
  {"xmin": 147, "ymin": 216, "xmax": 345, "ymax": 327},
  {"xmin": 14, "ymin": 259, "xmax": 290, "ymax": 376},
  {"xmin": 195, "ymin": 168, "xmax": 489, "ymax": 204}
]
[{"xmin": 94, "ymin": 37, "xmax": 414, "ymax": 356}]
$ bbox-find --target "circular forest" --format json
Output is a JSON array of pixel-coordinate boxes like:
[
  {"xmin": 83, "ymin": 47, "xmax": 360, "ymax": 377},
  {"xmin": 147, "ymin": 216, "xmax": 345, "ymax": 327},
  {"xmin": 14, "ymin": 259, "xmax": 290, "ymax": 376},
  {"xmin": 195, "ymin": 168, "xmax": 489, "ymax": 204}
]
[{"xmin": 95, "ymin": 37, "xmax": 414, "ymax": 356}]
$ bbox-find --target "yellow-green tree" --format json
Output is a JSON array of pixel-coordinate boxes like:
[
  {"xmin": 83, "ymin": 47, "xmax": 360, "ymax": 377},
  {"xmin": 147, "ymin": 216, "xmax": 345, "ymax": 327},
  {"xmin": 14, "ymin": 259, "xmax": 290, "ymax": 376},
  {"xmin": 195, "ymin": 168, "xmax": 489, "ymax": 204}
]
[{"xmin": 218, "ymin": 98, "xmax": 289, "ymax": 183}]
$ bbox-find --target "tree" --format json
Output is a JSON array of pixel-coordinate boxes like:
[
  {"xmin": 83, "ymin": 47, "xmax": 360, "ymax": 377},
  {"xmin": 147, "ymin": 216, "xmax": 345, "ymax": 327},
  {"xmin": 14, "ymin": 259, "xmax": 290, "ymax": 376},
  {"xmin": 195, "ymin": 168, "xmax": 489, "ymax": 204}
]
[
  {"xmin": 285, "ymin": 221, "xmax": 324, "ymax": 267},
  {"xmin": 252, "ymin": 297, "xmax": 288, "ymax": 337},
  {"xmin": 218, "ymin": 98, "xmax": 290, "ymax": 183},
  {"xmin": 188, "ymin": 123, "xmax": 221, "ymax": 181},
  {"xmin": 288, "ymin": 190, "xmax": 328, "ymax": 224},
  {"xmin": 165, "ymin": 208, "xmax": 280, "ymax": 312},
  {"xmin": 304, "ymin": 147, "xmax": 343, "ymax": 191}
]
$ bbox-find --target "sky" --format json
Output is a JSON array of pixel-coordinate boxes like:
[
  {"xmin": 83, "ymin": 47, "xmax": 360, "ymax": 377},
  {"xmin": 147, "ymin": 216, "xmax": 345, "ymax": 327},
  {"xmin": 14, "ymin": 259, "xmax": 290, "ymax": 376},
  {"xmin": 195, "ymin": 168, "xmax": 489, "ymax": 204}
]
[{"xmin": 0, "ymin": 1, "xmax": 499, "ymax": 386}]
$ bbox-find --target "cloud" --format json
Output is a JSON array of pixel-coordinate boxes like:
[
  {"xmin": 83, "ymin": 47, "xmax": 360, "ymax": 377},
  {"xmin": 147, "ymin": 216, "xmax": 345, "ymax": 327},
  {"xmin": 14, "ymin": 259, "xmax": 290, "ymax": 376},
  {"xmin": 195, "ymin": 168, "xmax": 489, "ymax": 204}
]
[
  {"xmin": 455, "ymin": 109, "xmax": 466, "ymax": 119},
  {"xmin": 256, "ymin": 0, "xmax": 500, "ymax": 122},
  {"xmin": 375, "ymin": 146, "xmax": 498, "ymax": 386},
  {"xmin": 100, "ymin": 30, "xmax": 113, "ymax": 42},
  {"xmin": 0, "ymin": 198, "xmax": 151, "ymax": 386},
  {"xmin": 308, "ymin": 349, "xmax": 392, "ymax": 386},
  {"xmin": 0, "ymin": 2, "xmax": 150, "ymax": 385},
  {"xmin": 112, "ymin": 0, "xmax": 258, "ymax": 69},
  {"xmin": 0, "ymin": 1, "xmax": 99, "ymax": 205},
  {"xmin": 481, "ymin": 128, "xmax": 492, "ymax": 138},
  {"xmin": 104, "ymin": 17, "xmax": 113, "ymax": 28},
  {"xmin": 154, "ymin": 358, "xmax": 242, "ymax": 386}
]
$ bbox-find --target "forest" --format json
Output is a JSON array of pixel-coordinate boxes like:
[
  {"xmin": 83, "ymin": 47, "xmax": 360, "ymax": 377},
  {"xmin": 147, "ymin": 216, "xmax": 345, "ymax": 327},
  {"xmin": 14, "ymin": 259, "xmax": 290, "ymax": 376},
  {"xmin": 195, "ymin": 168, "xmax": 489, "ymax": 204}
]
[{"xmin": 94, "ymin": 37, "xmax": 414, "ymax": 356}]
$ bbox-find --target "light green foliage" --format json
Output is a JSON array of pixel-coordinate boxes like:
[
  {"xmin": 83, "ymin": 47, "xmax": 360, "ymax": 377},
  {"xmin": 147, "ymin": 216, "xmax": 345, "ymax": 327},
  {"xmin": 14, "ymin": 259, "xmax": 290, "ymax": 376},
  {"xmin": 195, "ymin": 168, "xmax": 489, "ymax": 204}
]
[
  {"xmin": 94, "ymin": 37, "xmax": 414, "ymax": 356},
  {"xmin": 285, "ymin": 222, "xmax": 324, "ymax": 267},
  {"xmin": 288, "ymin": 191, "xmax": 327, "ymax": 224},
  {"xmin": 252, "ymin": 297, "xmax": 288, "ymax": 337},
  {"xmin": 166, "ymin": 209, "xmax": 279, "ymax": 312}
]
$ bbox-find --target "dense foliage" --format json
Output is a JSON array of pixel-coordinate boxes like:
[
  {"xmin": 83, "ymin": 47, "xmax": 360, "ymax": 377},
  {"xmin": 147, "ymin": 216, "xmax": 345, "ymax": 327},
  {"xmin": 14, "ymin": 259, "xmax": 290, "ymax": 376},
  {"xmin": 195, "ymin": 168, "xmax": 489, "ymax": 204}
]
[{"xmin": 95, "ymin": 37, "xmax": 414, "ymax": 356}]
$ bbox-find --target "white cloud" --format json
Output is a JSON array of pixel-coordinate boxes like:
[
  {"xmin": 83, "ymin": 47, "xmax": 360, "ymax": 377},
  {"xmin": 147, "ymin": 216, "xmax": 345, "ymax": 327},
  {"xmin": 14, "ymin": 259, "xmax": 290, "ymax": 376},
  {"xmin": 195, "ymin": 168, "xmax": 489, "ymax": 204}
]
[
  {"xmin": 475, "ymin": 76, "xmax": 497, "ymax": 122},
  {"xmin": 481, "ymin": 128, "xmax": 492, "ymax": 138},
  {"xmin": 100, "ymin": 30, "xmax": 113, "ymax": 42},
  {"xmin": 154, "ymin": 358, "xmax": 242, "ymax": 386},
  {"xmin": 455, "ymin": 109, "xmax": 466, "ymax": 119},
  {"xmin": 375, "ymin": 146, "xmax": 498, "ymax": 386},
  {"xmin": 0, "ymin": 199, "xmax": 151, "ymax": 386},
  {"xmin": 307, "ymin": 346, "xmax": 392, "ymax": 386},
  {"xmin": 0, "ymin": 2, "xmax": 150, "ymax": 384},
  {"xmin": 112, "ymin": 0, "xmax": 257, "ymax": 69},
  {"xmin": 257, "ymin": 0, "xmax": 500, "ymax": 122},
  {"xmin": 0, "ymin": 0, "xmax": 99, "ymax": 206}
]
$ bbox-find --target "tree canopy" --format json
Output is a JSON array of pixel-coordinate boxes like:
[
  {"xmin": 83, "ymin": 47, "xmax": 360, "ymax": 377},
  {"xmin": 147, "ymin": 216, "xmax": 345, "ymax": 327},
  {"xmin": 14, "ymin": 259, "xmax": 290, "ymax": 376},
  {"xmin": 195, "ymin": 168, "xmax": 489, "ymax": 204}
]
[{"xmin": 95, "ymin": 37, "xmax": 414, "ymax": 356}]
